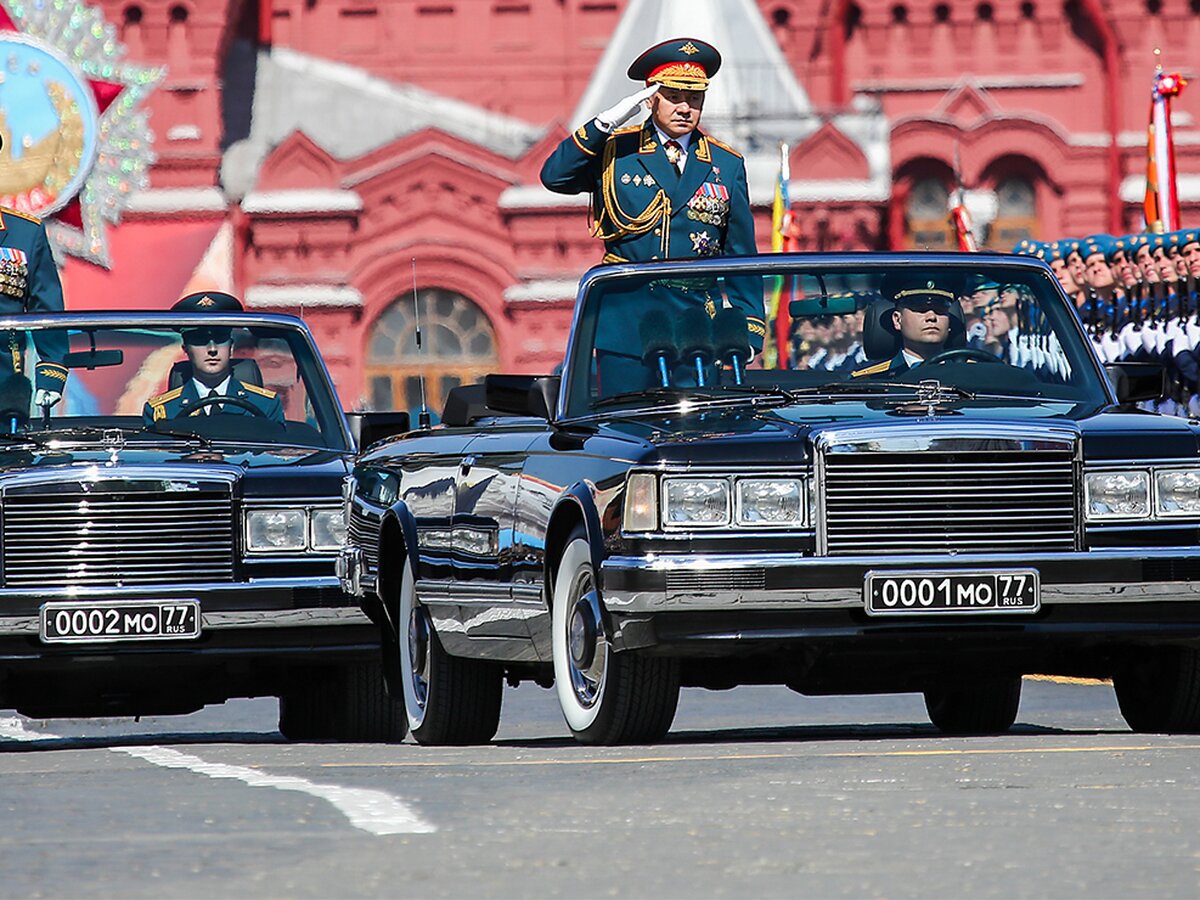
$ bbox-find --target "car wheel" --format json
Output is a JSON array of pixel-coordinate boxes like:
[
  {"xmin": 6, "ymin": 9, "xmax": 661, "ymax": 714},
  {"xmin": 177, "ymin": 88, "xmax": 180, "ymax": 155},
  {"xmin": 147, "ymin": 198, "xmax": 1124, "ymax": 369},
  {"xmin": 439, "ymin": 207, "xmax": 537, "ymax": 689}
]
[
  {"xmin": 551, "ymin": 528, "xmax": 679, "ymax": 745},
  {"xmin": 924, "ymin": 676, "xmax": 1022, "ymax": 735},
  {"xmin": 278, "ymin": 662, "xmax": 408, "ymax": 743},
  {"xmin": 1114, "ymin": 648, "xmax": 1200, "ymax": 733},
  {"xmin": 398, "ymin": 556, "xmax": 503, "ymax": 745}
]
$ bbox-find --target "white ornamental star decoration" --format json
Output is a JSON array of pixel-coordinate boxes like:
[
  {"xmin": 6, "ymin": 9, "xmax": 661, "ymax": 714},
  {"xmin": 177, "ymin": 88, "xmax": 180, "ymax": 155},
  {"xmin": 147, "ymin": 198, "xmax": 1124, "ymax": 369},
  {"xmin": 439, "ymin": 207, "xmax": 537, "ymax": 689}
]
[{"xmin": 0, "ymin": 0, "xmax": 162, "ymax": 267}]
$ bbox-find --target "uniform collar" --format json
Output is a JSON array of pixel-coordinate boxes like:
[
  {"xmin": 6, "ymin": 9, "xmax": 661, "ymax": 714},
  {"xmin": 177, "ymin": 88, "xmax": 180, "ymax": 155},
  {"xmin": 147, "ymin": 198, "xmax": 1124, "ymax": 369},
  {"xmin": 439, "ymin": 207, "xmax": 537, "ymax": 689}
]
[
  {"xmin": 192, "ymin": 375, "xmax": 232, "ymax": 398},
  {"xmin": 653, "ymin": 126, "xmax": 693, "ymax": 155}
]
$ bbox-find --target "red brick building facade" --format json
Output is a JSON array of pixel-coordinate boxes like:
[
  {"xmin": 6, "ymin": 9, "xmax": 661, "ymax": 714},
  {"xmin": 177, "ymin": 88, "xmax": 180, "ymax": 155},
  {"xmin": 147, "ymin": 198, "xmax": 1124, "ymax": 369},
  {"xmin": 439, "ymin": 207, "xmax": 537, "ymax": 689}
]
[{"xmin": 53, "ymin": 0, "xmax": 1200, "ymax": 412}]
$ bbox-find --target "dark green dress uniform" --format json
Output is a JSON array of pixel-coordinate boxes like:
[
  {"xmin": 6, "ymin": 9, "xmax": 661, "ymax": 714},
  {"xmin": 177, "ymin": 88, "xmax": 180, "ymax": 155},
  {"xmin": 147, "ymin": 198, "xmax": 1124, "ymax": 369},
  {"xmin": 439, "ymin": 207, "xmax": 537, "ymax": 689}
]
[
  {"xmin": 142, "ymin": 378, "xmax": 283, "ymax": 426},
  {"xmin": 0, "ymin": 207, "xmax": 68, "ymax": 393}
]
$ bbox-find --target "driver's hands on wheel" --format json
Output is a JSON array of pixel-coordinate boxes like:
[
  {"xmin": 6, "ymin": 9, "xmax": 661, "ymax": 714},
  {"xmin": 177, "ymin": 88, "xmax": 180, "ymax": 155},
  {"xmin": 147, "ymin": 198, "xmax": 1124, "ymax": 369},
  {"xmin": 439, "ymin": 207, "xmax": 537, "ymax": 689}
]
[{"xmin": 594, "ymin": 84, "xmax": 659, "ymax": 133}]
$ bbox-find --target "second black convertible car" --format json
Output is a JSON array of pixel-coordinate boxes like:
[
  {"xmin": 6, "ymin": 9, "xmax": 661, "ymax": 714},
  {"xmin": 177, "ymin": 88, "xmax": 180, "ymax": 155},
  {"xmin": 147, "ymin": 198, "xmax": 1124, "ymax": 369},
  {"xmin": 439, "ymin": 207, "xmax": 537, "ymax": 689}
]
[
  {"xmin": 0, "ymin": 311, "xmax": 408, "ymax": 741},
  {"xmin": 343, "ymin": 253, "xmax": 1200, "ymax": 745}
]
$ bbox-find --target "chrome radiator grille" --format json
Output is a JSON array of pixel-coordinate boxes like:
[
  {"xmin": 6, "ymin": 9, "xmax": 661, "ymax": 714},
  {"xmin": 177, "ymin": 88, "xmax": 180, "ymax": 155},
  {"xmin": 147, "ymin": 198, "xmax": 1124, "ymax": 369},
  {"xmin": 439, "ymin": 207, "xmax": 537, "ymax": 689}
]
[
  {"xmin": 821, "ymin": 450, "xmax": 1077, "ymax": 556},
  {"xmin": 348, "ymin": 503, "xmax": 379, "ymax": 575},
  {"xmin": 2, "ymin": 481, "xmax": 235, "ymax": 587}
]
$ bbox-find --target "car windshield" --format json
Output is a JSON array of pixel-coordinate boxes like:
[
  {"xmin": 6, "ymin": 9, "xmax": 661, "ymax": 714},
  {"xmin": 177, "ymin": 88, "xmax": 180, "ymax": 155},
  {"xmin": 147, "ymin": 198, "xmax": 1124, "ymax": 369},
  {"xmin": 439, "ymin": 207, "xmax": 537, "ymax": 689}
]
[
  {"xmin": 563, "ymin": 257, "xmax": 1107, "ymax": 417},
  {"xmin": 1, "ymin": 321, "xmax": 347, "ymax": 450}
]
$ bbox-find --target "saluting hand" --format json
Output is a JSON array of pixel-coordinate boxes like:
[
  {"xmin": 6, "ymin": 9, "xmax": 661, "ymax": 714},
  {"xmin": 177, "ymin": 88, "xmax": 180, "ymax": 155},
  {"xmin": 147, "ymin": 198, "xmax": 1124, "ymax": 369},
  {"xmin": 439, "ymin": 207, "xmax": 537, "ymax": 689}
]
[{"xmin": 595, "ymin": 84, "xmax": 660, "ymax": 132}]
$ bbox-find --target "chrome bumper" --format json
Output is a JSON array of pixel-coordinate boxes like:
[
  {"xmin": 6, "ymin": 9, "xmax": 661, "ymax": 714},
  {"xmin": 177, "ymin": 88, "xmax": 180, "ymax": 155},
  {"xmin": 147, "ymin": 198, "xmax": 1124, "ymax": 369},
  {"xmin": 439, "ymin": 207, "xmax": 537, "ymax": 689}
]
[
  {"xmin": 337, "ymin": 547, "xmax": 364, "ymax": 597},
  {"xmin": 600, "ymin": 550, "xmax": 1200, "ymax": 613},
  {"xmin": 0, "ymin": 576, "xmax": 370, "ymax": 636}
]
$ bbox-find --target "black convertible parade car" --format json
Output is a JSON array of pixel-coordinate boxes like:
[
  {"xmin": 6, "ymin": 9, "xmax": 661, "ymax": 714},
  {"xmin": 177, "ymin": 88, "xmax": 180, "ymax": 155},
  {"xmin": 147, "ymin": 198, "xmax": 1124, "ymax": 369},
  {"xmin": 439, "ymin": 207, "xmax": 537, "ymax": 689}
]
[
  {"xmin": 341, "ymin": 252, "xmax": 1200, "ymax": 746},
  {"xmin": 0, "ymin": 311, "xmax": 407, "ymax": 741}
]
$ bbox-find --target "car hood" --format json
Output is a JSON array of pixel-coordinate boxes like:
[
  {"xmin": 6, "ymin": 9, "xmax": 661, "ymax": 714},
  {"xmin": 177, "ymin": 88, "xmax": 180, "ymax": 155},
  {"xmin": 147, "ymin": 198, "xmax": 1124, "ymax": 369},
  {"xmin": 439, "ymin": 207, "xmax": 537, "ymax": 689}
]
[{"xmin": 594, "ymin": 398, "xmax": 1200, "ymax": 465}]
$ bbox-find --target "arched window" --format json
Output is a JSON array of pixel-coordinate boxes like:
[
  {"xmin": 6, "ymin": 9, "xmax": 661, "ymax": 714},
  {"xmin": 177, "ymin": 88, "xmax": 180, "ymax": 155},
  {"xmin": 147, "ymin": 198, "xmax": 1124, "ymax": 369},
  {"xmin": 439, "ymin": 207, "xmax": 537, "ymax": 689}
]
[
  {"xmin": 365, "ymin": 288, "xmax": 498, "ymax": 417},
  {"xmin": 990, "ymin": 176, "xmax": 1038, "ymax": 249},
  {"xmin": 904, "ymin": 177, "xmax": 953, "ymax": 249}
]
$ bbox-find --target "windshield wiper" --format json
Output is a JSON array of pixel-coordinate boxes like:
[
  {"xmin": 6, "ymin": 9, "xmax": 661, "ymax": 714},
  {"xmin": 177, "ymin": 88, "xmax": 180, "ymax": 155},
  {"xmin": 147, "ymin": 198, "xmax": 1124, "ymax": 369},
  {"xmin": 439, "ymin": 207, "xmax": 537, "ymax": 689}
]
[
  {"xmin": 592, "ymin": 384, "xmax": 797, "ymax": 409},
  {"xmin": 789, "ymin": 381, "xmax": 976, "ymax": 401}
]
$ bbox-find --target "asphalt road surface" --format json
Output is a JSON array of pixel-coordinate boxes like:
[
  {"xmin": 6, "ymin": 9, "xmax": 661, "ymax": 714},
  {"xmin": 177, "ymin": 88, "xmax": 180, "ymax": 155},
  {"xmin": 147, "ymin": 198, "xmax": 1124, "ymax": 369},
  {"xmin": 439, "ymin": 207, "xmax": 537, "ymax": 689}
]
[{"xmin": 4, "ymin": 677, "xmax": 1200, "ymax": 898}]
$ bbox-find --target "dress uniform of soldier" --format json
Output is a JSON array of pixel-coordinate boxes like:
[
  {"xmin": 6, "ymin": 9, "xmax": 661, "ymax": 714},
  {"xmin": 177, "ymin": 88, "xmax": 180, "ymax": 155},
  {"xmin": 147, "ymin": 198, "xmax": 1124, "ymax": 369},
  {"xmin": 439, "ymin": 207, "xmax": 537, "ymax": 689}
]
[
  {"xmin": 540, "ymin": 37, "xmax": 764, "ymax": 392},
  {"xmin": 851, "ymin": 274, "xmax": 966, "ymax": 378},
  {"xmin": 0, "ymin": 205, "xmax": 69, "ymax": 407},
  {"xmin": 143, "ymin": 291, "xmax": 283, "ymax": 425}
]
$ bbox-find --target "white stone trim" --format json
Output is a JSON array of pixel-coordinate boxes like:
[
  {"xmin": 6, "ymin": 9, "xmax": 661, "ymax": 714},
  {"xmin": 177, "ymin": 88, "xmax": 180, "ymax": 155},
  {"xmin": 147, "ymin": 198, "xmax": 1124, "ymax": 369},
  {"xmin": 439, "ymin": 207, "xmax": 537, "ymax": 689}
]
[
  {"xmin": 854, "ymin": 73, "xmax": 1085, "ymax": 93},
  {"xmin": 245, "ymin": 284, "xmax": 364, "ymax": 308},
  {"xmin": 166, "ymin": 124, "xmax": 201, "ymax": 141},
  {"xmin": 504, "ymin": 279, "xmax": 579, "ymax": 304},
  {"xmin": 787, "ymin": 179, "xmax": 891, "ymax": 204},
  {"xmin": 1119, "ymin": 174, "xmax": 1200, "ymax": 204},
  {"xmin": 124, "ymin": 187, "xmax": 229, "ymax": 214},
  {"xmin": 242, "ymin": 190, "xmax": 364, "ymax": 214},
  {"xmin": 498, "ymin": 185, "xmax": 591, "ymax": 210}
]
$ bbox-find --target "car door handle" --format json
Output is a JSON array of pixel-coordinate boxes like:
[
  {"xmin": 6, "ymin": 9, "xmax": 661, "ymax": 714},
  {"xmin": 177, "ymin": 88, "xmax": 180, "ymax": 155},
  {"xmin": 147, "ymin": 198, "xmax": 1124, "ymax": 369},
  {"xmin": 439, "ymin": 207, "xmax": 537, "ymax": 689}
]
[{"xmin": 460, "ymin": 455, "xmax": 476, "ymax": 473}]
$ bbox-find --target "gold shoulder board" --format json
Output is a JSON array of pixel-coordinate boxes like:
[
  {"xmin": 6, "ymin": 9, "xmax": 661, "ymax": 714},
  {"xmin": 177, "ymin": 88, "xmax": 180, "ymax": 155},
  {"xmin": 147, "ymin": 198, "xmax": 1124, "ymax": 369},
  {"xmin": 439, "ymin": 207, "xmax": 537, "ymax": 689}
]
[{"xmin": 242, "ymin": 383, "xmax": 277, "ymax": 399}]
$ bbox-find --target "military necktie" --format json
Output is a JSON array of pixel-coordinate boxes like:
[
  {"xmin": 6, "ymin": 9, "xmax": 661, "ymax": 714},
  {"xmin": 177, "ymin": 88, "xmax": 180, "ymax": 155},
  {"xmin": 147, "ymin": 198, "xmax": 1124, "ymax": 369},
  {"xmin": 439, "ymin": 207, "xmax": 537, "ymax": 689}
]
[
  {"xmin": 664, "ymin": 140, "xmax": 683, "ymax": 175},
  {"xmin": 206, "ymin": 388, "xmax": 220, "ymax": 415}
]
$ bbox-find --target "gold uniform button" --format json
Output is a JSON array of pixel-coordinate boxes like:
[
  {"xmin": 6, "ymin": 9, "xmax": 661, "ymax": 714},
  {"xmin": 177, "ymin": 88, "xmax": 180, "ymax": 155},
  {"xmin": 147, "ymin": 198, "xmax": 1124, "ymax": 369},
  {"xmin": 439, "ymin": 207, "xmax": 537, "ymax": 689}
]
[{"xmin": 653, "ymin": 228, "xmax": 661, "ymax": 236}]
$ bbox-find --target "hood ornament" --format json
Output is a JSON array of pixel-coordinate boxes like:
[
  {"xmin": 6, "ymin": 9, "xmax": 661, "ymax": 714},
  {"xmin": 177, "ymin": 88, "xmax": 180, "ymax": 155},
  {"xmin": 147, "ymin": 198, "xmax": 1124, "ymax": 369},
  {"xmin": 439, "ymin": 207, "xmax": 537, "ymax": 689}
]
[{"xmin": 916, "ymin": 379, "xmax": 943, "ymax": 416}]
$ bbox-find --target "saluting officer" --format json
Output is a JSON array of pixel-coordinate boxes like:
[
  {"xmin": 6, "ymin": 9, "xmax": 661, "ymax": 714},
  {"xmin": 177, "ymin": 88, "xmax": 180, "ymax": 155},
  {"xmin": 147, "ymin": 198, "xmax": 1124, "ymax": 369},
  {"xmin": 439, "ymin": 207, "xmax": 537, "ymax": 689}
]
[
  {"xmin": 541, "ymin": 37, "xmax": 764, "ymax": 392},
  {"xmin": 0, "ymin": 135, "xmax": 68, "ymax": 411},
  {"xmin": 143, "ymin": 291, "xmax": 283, "ymax": 425}
]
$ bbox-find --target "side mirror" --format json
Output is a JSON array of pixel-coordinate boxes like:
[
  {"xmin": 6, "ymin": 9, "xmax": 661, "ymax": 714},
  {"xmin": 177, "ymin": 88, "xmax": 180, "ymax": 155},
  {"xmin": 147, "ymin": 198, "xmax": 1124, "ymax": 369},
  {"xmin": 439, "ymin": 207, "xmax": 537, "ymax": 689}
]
[
  {"xmin": 1105, "ymin": 362, "xmax": 1166, "ymax": 404},
  {"xmin": 345, "ymin": 411, "xmax": 411, "ymax": 449},
  {"xmin": 484, "ymin": 374, "xmax": 560, "ymax": 419}
]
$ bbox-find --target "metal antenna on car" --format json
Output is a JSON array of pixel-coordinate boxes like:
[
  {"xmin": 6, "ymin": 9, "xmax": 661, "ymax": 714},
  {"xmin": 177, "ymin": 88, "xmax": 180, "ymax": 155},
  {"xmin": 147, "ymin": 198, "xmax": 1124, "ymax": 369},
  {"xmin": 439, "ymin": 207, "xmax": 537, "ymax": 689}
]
[{"xmin": 411, "ymin": 259, "xmax": 432, "ymax": 430}]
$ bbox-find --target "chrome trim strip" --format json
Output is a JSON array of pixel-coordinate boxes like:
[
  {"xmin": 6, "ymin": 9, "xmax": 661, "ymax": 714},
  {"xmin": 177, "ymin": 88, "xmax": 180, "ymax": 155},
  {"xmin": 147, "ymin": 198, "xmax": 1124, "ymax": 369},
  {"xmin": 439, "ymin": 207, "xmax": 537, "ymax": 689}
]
[
  {"xmin": 0, "ymin": 575, "xmax": 341, "ymax": 601},
  {"xmin": 0, "ymin": 463, "xmax": 242, "ymax": 490},
  {"xmin": 415, "ymin": 579, "xmax": 543, "ymax": 606},
  {"xmin": 813, "ymin": 421, "xmax": 1078, "ymax": 455},
  {"xmin": 0, "ymin": 606, "xmax": 369, "ymax": 636}
]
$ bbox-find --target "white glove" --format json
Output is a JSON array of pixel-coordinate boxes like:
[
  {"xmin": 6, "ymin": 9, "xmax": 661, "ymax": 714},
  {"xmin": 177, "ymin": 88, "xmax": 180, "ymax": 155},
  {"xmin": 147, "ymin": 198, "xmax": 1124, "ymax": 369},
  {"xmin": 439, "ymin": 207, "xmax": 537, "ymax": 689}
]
[
  {"xmin": 34, "ymin": 389, "xmax": 61, "ymax": 409},
  {"xmin": 594, "ymin": 84, "xmax": 659, "ymax": 132}
]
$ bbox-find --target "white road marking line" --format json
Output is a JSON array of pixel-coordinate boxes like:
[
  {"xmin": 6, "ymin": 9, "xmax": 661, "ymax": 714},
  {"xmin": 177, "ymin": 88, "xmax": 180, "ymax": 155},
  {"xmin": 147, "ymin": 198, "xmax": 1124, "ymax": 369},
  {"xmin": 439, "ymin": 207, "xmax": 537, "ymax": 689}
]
[{"xmin": 0, "ymin": 717, "xmax": 435, "ymax": 836}]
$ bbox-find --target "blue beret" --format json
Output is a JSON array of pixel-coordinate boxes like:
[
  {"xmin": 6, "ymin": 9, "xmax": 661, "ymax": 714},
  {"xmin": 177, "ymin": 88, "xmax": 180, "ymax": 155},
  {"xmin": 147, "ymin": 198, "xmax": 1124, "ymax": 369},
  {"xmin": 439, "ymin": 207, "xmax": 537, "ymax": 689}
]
[
  {"xmin": 1081, "ymin": 234, "xmax": 1114, "ymax": 261},
  {"xmin": 1178, "ymin": 229, "xmax": 1200, "ymax": 250}
]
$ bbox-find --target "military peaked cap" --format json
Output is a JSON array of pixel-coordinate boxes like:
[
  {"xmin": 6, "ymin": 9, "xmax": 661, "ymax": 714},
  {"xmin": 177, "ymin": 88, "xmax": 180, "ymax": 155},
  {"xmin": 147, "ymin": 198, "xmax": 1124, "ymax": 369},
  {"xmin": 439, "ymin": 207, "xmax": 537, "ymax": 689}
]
[{"xmin": 628, "ymin": 37, "xmax": 721, "ymax": 91}]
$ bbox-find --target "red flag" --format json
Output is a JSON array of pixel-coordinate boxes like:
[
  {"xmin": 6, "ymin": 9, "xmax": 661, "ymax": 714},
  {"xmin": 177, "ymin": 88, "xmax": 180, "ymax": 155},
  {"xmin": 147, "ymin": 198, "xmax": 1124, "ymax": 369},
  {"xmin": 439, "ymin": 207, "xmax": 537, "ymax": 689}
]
[{"xmin": 1145, "ymin": 69, "xmax": 1187, "ymax": 232}]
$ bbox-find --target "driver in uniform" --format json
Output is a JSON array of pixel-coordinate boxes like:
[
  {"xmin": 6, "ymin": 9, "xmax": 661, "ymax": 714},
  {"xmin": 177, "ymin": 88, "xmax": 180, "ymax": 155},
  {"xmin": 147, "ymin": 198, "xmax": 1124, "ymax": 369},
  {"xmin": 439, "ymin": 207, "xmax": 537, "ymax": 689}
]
[
  {"xmin": 143, "ymin": 291, "xmax": 283, "ymax": 424},
  {"xmin": 852, "ymin": 275, "xmax": 966, "ymax": 377}
]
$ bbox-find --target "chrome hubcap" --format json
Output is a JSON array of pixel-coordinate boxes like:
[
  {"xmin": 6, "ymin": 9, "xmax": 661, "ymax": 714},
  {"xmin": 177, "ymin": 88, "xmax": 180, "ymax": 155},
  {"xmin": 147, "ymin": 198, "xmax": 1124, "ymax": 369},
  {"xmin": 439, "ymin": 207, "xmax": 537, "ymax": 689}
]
[
  {"xmin": 408, "ymin": 603, "xmax": 431, "ymax": 710},
  {"xmin": 567, "ymin": 570, "xmax": 607, "ymax": 708}
]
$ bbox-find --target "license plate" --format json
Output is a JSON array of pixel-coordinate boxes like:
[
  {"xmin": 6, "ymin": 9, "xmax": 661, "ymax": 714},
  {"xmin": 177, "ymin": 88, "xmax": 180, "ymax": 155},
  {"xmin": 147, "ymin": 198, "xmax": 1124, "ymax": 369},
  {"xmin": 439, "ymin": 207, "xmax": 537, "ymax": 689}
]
[
  {"xmin": 864, "ymin": 570, "xmax": 1039, "ymax": 616},
  {"xmin": 40, "ymin": 600, "xmax": 201, "ymax": 643}
]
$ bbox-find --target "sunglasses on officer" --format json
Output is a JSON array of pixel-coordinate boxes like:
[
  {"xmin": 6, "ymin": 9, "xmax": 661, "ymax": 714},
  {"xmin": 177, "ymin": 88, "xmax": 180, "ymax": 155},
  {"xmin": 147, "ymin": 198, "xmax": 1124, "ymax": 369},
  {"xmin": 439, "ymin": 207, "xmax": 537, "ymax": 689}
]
[{"xmin": 181, "ymin": 327, "xmax": 234, "ymax": 347}]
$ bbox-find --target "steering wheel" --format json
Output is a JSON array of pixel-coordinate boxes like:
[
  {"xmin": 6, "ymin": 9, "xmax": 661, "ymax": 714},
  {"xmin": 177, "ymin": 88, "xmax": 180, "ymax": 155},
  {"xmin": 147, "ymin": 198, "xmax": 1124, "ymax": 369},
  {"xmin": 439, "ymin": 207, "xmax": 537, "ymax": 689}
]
[
  {"xmin": 921, "ymin": 347, "xmax": 1003, "ymax": 366},
  {"xmin": 173, "ymin": 395, "xmax": 269, "ymax": 418}
]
